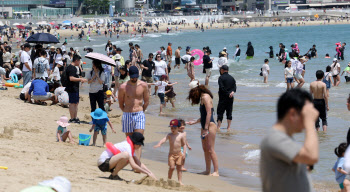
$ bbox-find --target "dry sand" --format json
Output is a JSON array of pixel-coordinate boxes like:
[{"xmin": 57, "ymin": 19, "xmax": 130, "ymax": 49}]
[{"xmin": 0, "ymin": 86, "xmax": 252, "ymax": 192}]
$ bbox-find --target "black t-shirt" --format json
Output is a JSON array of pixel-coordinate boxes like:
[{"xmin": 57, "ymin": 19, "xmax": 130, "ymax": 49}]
[
  {"xmin": 165, "ymin": 82, "xmax": 176, "ymax": 98},
  {"xmin": 66, "ymin": 65, "xmax": 79, "ymax": 93},
  {"xmin": 203, "ymin": 55, "xmax": 212, "ymax": 69},
  {"xmin": 0, "ymin": 50, "xmax": 3, "ymax": 67},
  {"xmin": 141, "ymin": 60, "xmax": 154, "ymax": 77},
  {"xmin": 49, "ymin": 51, "xmax": 56, "ymax": 64}
]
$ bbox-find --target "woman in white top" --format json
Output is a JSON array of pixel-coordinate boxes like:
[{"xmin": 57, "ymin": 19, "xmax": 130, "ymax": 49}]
[
  {"xmin": 331, "ymin": 58, "xmax": 341, "ymax": 86},
  {"xmin": 53, "ymin": 48, "xmax": 63, "ymax": 69},
  {"xmin": 2, "ymin": 47, "xmax": 12, "ymax": 69},
  {"xmin": 153, "ymin": 54, "xmax": 168, "ymax": 95},
  {"xmin": 51, "ymin": 61, "xmax": 62, "ymax": 81},
  {"xmin": 262, "ymin": 59, "xmax": 270, "ymax": 83},
  {"xmin": 86, "ymin": 60, "xmax": 106, "ymax": 112},
  {"xmin": 217, "ymin": 52, "xmax": 228, "ymax": 68},
  {"xmin": 284, "ymin": 60, "xmax": 294, "ymax": 91}
]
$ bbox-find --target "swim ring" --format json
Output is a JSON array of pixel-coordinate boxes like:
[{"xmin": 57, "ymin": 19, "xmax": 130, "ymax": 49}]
[
  {"xmin": 191, "ymin": 49, "xmax": 204, "ymax": 66},
  {"xmin": 5, "ymin": 83, "xmax": 20, "ymax": 87},
  {"xmin": 106, "ymin": 142, "xmax": 120, "ymax": 155}
]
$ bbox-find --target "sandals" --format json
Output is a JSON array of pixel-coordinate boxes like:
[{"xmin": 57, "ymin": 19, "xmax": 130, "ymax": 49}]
[
  {"xmin": 0, "ymin": 87, "xmax": 8, "ymax": 90},
  {"xmin": 108, "ymin": 174, "xmax": 122, "ymax": 181}
]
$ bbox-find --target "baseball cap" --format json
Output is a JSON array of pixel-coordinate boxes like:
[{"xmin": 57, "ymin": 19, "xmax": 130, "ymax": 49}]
[
  {"xmin": 333, "ymin": 58, "xmax": 338, "ymax": 62},
  {"xmin": 223, "ymin": 47, "xmax": 227, "ymax": 50},
  {"xmin": 189, "ymin": 80, "xmax": 199, "ymax": 89},
  {"xmin": 169, "ymin": 119, "xmax": 181, "ymax": 127},
  {"xmin": 106, "ymin": 90, "xmax": 112, "ymax": 96},
  {"xmin": 129, "ymin": 66, "xmax": 139, "ymax": 78},
  {"xmin": 221, "ymin": 65, "xmax": 229, "ymax": 71},
  {"xmin": 130, "ymin": 132, "xmax": 144, "ymax": 146},
  {"xmin": 114, "ymin": 54, "xmax": 121, "ymax": 60},
  {"xmin": 186, "ymin": 46, "xmax": 191, "ymax": 50}
]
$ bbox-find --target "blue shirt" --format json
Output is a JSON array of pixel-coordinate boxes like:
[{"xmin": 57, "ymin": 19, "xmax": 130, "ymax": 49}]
[
  {"xmin": 333, "ymin": 157, "xmax": 346, "ymax": 184},
  {"xmin": 28, "ymin": 79, "xmax": 49, "ymax": 96},
  {"xmin": 93, "ymin": 117, "xmax": 110, "ymax": 129}
]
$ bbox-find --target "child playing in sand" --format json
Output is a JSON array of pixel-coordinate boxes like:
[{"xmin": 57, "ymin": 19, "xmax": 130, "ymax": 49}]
[
  {"xmin": 332, "ymin": 143, "xmax": 350, "ymax": 192},
  {"xmin": 56, "ymin": 116, "xmax": 75, "ymax": 144},
  {"xmin": 104, "ymin": 90, "xmax": 113, "ymax": 112},
  {"xmin": 178, "ymin": 119, "xmax": 191, "ymax": 171},
  {"xmin": 89, "ymin": 108, "xmax": 116, "ymax": 146},
  {"xmin": 154, "ymin": 119, "xmax": 186, "ymax": 185}
]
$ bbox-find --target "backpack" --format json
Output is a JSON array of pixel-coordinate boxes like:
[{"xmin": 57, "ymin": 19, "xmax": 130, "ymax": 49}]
[
  {"xmin": 35, "ymin": 58, "xmax": 46, "ymax": 74},
  {"xmin": 61, "ymin": 67, "xmax": 69, "ymax": 87}
]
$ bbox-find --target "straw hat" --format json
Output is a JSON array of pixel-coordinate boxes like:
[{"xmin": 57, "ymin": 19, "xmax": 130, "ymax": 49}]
[
  {"xmin": 50, "ymin": 46, "xmax": 55, "ymax": 49},
  {"xmin": 57, "ymin": 116, "xmax": 70, "ymax": 127}
]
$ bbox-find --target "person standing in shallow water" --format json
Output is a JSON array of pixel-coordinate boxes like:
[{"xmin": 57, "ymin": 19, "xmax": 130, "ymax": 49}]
[
  {"xmin": 246, "ymin": 41, "xmax": 254, "ymax": 59},
  {"xmin": 186, "ymin": 82, "xmax": 219, "ymax": 177}
]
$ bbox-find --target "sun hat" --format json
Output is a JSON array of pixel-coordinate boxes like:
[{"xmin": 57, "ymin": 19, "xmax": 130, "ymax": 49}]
[
  {"xmin": 106, "ymin": 90, "xmax": 112, "ymax": 96},
  {"xmin": 50, "ymin": 46, "xmax": 55, "ymax": 49},
  {"xmin": 129, "ymin": 66, "xmax": 139, "ymax": 78},
  {"xmin": 57, "ymin": 61, "xmax": 63, "ymax": 66},
  {"xmin": 39, "ymin": 176, "xmax": 71, "ymax": 192},
  {"xmin": 114, "ymin": 54, "xmax": 121, "ymax": 60},
  {"xmin": 189, "ymin": 80, "xmax": 199, "ymax": 89},
  {"xmin": 57, "ymin": 116, "xmax": 70, "ymax": 127},
  {"xmin": 129, "ymin": 132, "xmax": 144, "ymax": 146},
  {"xmin": 169, "ymin": 119, "xmax": 181, "ymax": 127},
  {"xmin": 90, "ymin": 108, "xmax": 108, "ymax": 120}
]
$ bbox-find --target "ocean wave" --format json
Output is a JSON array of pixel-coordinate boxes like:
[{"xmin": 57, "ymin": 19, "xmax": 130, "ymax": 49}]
[
  {"xmin": 243, "ymin": 149, "xmax": 260, "ymax": 161},
  {"xmin": 242, "ymin": 171, "xmax": 259, "ymax": 177},
  {"xmin": 237, "ymin": 82, "xmax": 269, "ymax": 87},
  {"xmin": 146, "ymin": 34, "xmax": 161, "ymax": 38}
]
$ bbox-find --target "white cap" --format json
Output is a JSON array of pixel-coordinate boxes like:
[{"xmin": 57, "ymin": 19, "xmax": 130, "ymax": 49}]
[
  {"xmin": 57, "ymin": 61, "xmax": 63, "ymax": 66},
  {"xmin": 333, "ymin": 58, "xmax": 338, "ymax": 62},
  {"xmin": 189, "ymin": 80, "xmax": 199, "ymax": 89},
  {"xmin": 39, "ymin": 176, "xmax": 71, "ymax": 192},
  {"xmin": 223, "ymin": 47, "xmax": 227, "ymax": 50},
  {"xmin": 115, "ymin": 54, "xmax": 121, "ymax": 60}
]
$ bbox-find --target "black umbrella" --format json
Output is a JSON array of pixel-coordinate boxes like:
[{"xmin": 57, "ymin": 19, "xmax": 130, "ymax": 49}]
[
  {"xmin": 26, "ymin": 33, "xmax": 59, "ymax": 44},
  {"xmin": 25, "ymin": 26, "xmax": 32, "ymax": 30}
]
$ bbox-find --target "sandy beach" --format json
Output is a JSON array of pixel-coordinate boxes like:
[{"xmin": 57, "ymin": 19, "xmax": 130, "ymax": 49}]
[{"xmin": 0, "ymin": 86, "xmax": 252, "ymax": 192}]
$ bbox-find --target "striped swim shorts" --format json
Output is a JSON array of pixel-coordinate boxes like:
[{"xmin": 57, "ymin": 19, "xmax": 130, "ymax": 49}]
[{"xmin": 122, "ymin": 111, "xmax": 145, "ymax": 133}]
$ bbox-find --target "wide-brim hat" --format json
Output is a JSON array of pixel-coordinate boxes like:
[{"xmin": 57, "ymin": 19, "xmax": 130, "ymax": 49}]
[
  {"xmin": 90, "ymin": 108, "xmax": 108, "ymax": 120},
  {"xmin": 39, "ymin": 176, "xmax": 71, "ymax": 192},
  {"xmin": 57, "ymin": 116, "xmax": 70, "ymax": 127}
]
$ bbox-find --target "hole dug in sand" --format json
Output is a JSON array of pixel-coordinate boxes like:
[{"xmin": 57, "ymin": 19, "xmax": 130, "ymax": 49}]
[{"xmin": 127, "ymin": 176, "xmax": 202, "ymax": 191}]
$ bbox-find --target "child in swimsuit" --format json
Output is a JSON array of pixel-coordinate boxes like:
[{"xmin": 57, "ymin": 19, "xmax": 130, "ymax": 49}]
[
  {"xmin": 56, "ymin": 116, "xmax": 75, "ymax": 144},
  {"xmin": 178, "ymin": 119, "xmax": 192, "ymax": 172},
  {"xmin": 332, "ymin": 143, "xmax": 350, "ymax": 191},
  {"xmin": 154, "ymin": 119, "xmax": 186, "ymax": 185}
]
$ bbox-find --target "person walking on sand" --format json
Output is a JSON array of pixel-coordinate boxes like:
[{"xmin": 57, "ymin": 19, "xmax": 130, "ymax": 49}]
[
  {"xmin": 217, "ymin": 65, "xmax": 236, "ymax": 131},
  {"xmin": 174, "ymin": 46, "xmax": 181, "ymax": 69},
  {"xmin": 66, "ymin": 55, "xmax": 87, "ymax": 124},
  {"xmin": 21, "ymin": 43, "xmax": 32, "ymax": 86},
  {"xmin": 186, "ymin": 81, "xmax": 219, "ymax": 176},
  {"xmin": 310, "ymin": 70, "xmax": 329, "ymax": 132},
  {"xmin": 260, "ymin": 88, "xmax": 319, "ymax": 192},
  {"xmin": 118, "ymin": 66, "xmax": 149, "ymax": 160},
  {"xmin": 262, "ymin": 59, "xmax": 270, "ymax": 83}
]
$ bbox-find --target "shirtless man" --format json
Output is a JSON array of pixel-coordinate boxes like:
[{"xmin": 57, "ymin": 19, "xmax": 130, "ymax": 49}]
[
  {"xmin": 135, "ymin": 44, "xmax": 143, "ymax": 69},
  {"xmin": 310, "ymin": 70, "xmax": 329, "ymax": 132},
  {"xmin": 118, "ymin": 66, "xmax": 149, "ymax": 159},
  {"xmin": 174, "ymin": 46, "xmax": 182, "ymax": 69}
]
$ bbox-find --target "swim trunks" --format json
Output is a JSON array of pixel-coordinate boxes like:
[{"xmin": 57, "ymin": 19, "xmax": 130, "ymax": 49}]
[
  {"xmin": 205, "ymin": 68, "xmax": 212, "ymax": 77},
  {"xmin": 313, "ymin": 99, "xmax": 327, "ymax": 128},
  {"xmin": 122, "ymin": 111, "xmax": 145, "ymax": 133},
  {"xmin": 175, "ymin": 58, "xmax": 180, "ymax": 65},
  {"xmin": 235, "ymin": 56, "xmax": 240, "ymax": 62},
  {"xmin": 94, "ymin": 124, "xmax": 107, "ymax": 135},
  {"xmin": 168, "ymin": 152, "xmax": 183, "ymax": 167}
]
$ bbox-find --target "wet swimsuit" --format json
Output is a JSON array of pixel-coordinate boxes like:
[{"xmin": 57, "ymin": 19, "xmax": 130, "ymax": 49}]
[{"xmin": 200, "ymin": 103, "xmax": 215, "ymax": 129}]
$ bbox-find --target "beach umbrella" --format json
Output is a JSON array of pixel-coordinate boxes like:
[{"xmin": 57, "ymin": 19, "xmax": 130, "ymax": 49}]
[
  {"xmin": 232, "ymin": 18, "xmax": 240, "ymax": 22},
  {"xmin": 36, "ymin": 21, "xmax": 48, "ymax": 25},
  {"xmin": 16, "ymin": 25, "xmax": 25, "ymax": 29},
  {"xmin": 113, "ymin": 18, "xmax": 126, "ymax": 23},
  {"xmin": 175, "ymin": 7, "xmax": 181, "ymax": 10},
  {"xmin": 85, "ymin": 52, "xmax": 116, "ymax": 66},
  {"xmin": 25, "ymin": 26, "xmax": 32, "ymax": 30},
  {"xmin": 26, "ymin": 33, "xmax": 59, "ymax": 44},
  {"xmin": 12, "ymin": 23, "xmax": 20, "ymax": 26},
  {"xmin": 49, "ymin": 22, "xmax": 55, "ymax": 25},
  {"xmin": 62, "ymin": 20, "xmax": 71, "ymax": 25}
]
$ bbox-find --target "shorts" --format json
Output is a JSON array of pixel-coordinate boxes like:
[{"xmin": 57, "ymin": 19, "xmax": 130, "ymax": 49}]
[
  {"xmin": 153, "ymin": 75, "xmax": 162, "ymax": 81},
  {"xmin": 340, "ymin": 183, "xmax": 344, "ymax": 189},
  {"xmin": 235, "ymin": 56, "xmax": 240, "ymax": 62},
  {"xmin": 345, "ymin": 76, "xmax": 350, "ymax": 82},
  {"xmin": 286, "ymin": 77, "xmax": 294, "ymax": 83},
  {"xmin": 262, "ymin": 72, "xmax": 268, "ymax": 77},
  {"xmin": 295, "ymin": 73, "xmax": 303, "ymax": 80},
  {"xmin": 19, "ymin": 93, "xmax": 25, "ymax": 100},
  {"xmin": 32, "ymin": 93, "xmax": 52, "ymax": 101},
  {"xmin": 217, "ymin": 99, "xmax": 233, "ymax": 122},
  {"xmin": 141, "ymin": 76, "xmax": 153, "ymax": 83},
  {"xmin": 167, "ymin": 55, "xmax": 172, "ymax": 62},
  {"xmin": 181, "ymin": 59, "xmax": 188, "ymax": 65},
  {"xmin": 246, "ymin": 56, "xmax": 253, "ymax": 59},
  {"xmin": 98, "ymin": 158, "xmax": 113, "ymax": 172},
  {"xmin": 168, "ymin": 152, "xmax": 183, "ymax": 167},
  {"xmin": 68, "ymin": 92, "xmax": 79, "ymax": 104},
  {"xmin": 164, "ymin": 96, "xmax": 175, "ymax": 103},
  {"xmin": 333, "ymin": 74, "xmax": 338, "ymax": 78},
  {"xmin": 175, "ymin": 58, "xmax": 180, "ymax": 65},
  {"xmin": 122, "ymin": 111, "xmax": 145, "ymax": 133},
  {"xmin": 94, "ymin": 124, "xmax": 107, "ymax": 135},
  {"xmin": 205, "ymin": 68, "xmax": 212, "ymax": 77},
  {"xmin": 158, "ymin": 93, "xmax": 165, "ymax": 104}
]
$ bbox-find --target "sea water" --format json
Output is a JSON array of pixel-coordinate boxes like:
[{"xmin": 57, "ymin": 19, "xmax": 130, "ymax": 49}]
[{"xmin": 72, "ymin": 25, "xmax": 350, "ymax": 191}]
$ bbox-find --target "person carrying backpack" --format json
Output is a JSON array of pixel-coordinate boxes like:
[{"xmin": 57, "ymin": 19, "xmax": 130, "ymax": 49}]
[{"xmin": 33, "ymin": 50, "xmax": 50, "ymax": 81}]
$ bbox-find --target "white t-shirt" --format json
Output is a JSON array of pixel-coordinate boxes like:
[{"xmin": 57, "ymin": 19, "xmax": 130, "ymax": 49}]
[
  {"xmin": 217, "ymin": 57, "xmax": 228, "ymax": 68},
  {"xmin": 9, "ymin": 68, "xmax": 22, "ymax": 76},
  {"xmin": 332, "ymin": 63, "xmax": 340, "ymax": 76},
  {"xmin": 161, "ymin": 50, "xmax": 167, "ymax": 60},
  {"xmin": 284, "ymin": 67, "xmax": 294, "ymax": 78},
  {"xmin": 54, "ymin": 53, "xmax": 62, "ymax": 63},
  {"xmin": 52, "ymin": 66, "xmax": 61, "ymax": 81},
  {"xmin": 21, "ymin": 82, "xmax": 31, "ymax": 94},
  {"xmin": 98, "ymin": 140, "xmax": 134, "ymax": 165},
  {"xmin": 33, "ymin": 57, "xmax": 50, "ymax": 78},
  {"xmin": 21, "ymin": 51, "xmax": 32, "ymax": 72},
  {"xmin": 2, "ymin": 52, "xmax": 11, "ymax": 63},
  {"xmin": 61, "ymin": 45, "xmax": 66, "ymax": 52},
  {"xmin": 262, "ymin": 64, "xmax": 270, "ymax": 75},
  {"xmin": 181, "ymin": 54, "xmax": 191, "ymax": 62},
  {"xmin": 291, "ymin": 59, "xmax": 297, "ymax": 72},
  {"xmin": 155, "ymin": 81, "xmax": 168, "ymax": 94},
  {"xmin": 154, "ymin": 60, "xmax": 167, "ymax": 76}
]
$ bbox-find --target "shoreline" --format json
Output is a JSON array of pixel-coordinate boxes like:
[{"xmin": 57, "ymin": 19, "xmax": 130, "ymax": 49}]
[{"xmin": 0, "ymin": 87, "xmax": 253, "ymax": 192}]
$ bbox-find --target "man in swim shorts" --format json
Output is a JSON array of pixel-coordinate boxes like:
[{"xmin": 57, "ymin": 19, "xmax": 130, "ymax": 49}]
[
  {"xmin": 118, "ymin": 66, "xmax": 149, "ymax": 160},
  {"xmin": 174, "ymin": 46, "xmax": 181, "ymax": 69}
]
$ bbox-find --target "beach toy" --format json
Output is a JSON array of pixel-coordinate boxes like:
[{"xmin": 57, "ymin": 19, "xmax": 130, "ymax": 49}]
[
  {"xmin": 106, "ymin": 142, "xmax": 120, "ymax": 155},
  {"xmin": 4, "ymin": 83, "xmax": 20, "ymax": 87},
  {"xmin": 14, "ymin": 84, "xmax": 23, "ymax": 88},
  {"xmin": 0, "ymin": 166, "xmax": 7, "ymax": 170},
  {"xmin": 83, "ymin": 62, "xmax": 86, "ymax": 64},
  {"xmin": 10, "ymin": 74, "xmax": 18, "ymax": 83},
  {"xmin": 191, "ymin": 49, "xmax": 204, "ymax": 66},
  {"xmin": 78, "ymin": 134, "xmax": 91, "ymax": 146}
]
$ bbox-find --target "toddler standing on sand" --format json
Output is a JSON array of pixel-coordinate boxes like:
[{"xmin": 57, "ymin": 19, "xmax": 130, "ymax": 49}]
[
  {"xmin": 178, "ymin": 119, "xmax": 192, "ymax": 171},
  {"xmin": 154, "ymin": 119, "xmax": 186, "ymax": 185},
  {"xmin": 332, "ymin": 143, "xmax": 350, "ymax": 191},
  {"xmin": 89, "ymin": 108, "xmax": 116, "ymax": 146},
  {"xmin": 56, "ymin": 116, "xmax": 75, "ymax": 144}
]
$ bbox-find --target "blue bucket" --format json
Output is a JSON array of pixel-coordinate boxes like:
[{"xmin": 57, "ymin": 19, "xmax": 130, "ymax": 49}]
[{"xmin": 79, "ymin": 134, "xmax": 91, "ymax": 146}]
